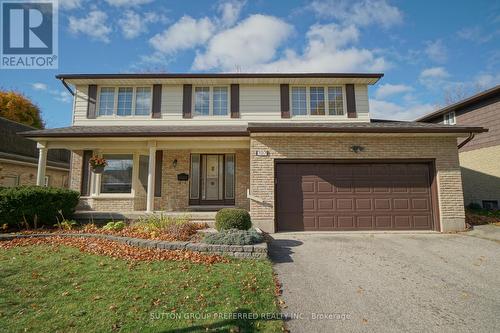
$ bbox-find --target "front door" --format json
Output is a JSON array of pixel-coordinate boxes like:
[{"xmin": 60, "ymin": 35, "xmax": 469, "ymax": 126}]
[
  {"xmin": 204, "ymin": 155, "xmax": 222, "ymax": 200},
  {"xmin": 189, "ymin": 153, "xmax": 235, "ymax": 206}
]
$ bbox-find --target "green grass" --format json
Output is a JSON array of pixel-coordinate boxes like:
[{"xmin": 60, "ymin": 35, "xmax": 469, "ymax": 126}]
[{"xmin": 0, "ymin": 245, "xmax": 282, "ymax": 333}]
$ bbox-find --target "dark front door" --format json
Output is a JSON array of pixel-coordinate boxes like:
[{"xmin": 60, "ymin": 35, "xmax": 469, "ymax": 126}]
[{"xmin": 276, "ymin": 161, "xmax": 435, "ymax": 231}]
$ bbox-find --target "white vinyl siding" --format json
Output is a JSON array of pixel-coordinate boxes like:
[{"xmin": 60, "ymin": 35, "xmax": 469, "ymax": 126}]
[
  {"xmin": 354, "ymin": 84, "xmax": 369, "ymax": 116},
  {"xmin": 72, "ymin": 83, "xmax": 372, "ymax": 125}
]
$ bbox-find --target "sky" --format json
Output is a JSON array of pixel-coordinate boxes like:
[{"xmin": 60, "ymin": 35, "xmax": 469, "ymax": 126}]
[{"xmin": 1, "ymin": 0, "xmax": 499, "ymax": 128}]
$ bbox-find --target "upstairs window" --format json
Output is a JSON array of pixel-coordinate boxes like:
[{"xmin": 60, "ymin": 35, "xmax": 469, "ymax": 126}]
[
  {"xmin": 98, "ymin": 87, "xmax": 152, "ymax": 116},
  {"xmin": 444, "ymin": 111, "xmax": 456, "ymax": 125},
  {"xmin": 194, "ymin": 86, "xmax": 229, "ymax": 116},
  {"xmin": 291, "ymin": 86, "xmax": 345, "ymax": 116},
  {"xmin": 98, "ymin": 87, "xmax": 115, "ymax": 116}
]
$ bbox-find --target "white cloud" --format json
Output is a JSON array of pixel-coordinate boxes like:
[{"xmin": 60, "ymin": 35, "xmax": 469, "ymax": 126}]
[
  {"xmin": 370, "ymin": 98, "xmax": 435, "ymax": 120},
  {"xmin": 193, "ymin": 15, "xmax": 293, "ymax": 71},
  {"xmin": 375, "ymin": 83, "xmax": 413, "ymax": 99},
  {"xmin": 309, "ymin": 0, "xmax": 403, "ymax": 28},
  {"xmin": 420, "ymin": 67, "xmax": 450, "ymax": 79},
  {"xmin": 68, "ymin": 10, "xmax": 112, "ymax": 43},
  {"xmin": 217, "ymin": 0, "xmax": 246, "ymax": 27},
  {"xmin": 32, "ymin": 83, "xmax": 47, "ymax": 91},
  {"xmin": 217, "ymin": 22, "xmax": 387, "ymax": 72},
  {"xmin": 118, "ymin": 10, "xmax": 166, "ymax": 39},
  {"xmin": 105, "ymin": 0, "xmax": 153, "ymax": 7},
  {"xmin": 149, "ymin": 16, "xmax": 216, "ymax": 54},
  {"xmin": 424, "ymin": 39, "xmax": 447, "ymax": 63},
  {"xmin": 457, "ymin": 26, "xmax": 499, "ymax": 44}
]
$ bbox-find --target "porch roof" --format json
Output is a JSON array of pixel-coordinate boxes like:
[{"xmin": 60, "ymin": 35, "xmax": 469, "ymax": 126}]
[
  {"xmin": 20, "ymin": 125, "xmax": 249, "ymax": 138},
  {"xmin": 20, "ymin": 121, "xmax": 486, "ymax": 139}
]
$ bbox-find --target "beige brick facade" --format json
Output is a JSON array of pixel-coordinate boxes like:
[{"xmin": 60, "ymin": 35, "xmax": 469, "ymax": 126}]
[
  {"xmin": 70, "ymin": 149, "xmax": 251, "ymax": 213},
  {"xmin": 249, "ymin": 134, "xmax": 465, "ymax": 233},
  {"xmin": 459, "ymin": 145, "xmax": 500, "ymax": 206},
  {"xmin": 0, "ymin": 161, "xmax": 68, "ymax": 188}
]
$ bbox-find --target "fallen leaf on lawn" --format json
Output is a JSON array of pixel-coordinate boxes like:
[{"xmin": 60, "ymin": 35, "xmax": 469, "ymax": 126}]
[
  {"xmin": 109, "ymin": 304, "xmax": 117, "ymax": 311},
  {"xmin": 62, "ymin": 291, "xmax": 70, "ymax": 296},
  {"xmin": 93, "ymin": 295, "xmax": 102, "ymax": 301}
]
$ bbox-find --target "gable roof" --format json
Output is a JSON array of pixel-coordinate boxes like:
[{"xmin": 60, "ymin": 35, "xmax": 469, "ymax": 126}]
[{"xmin": 416, "ymin": 85, "xmax": 500, "ymax": 122}]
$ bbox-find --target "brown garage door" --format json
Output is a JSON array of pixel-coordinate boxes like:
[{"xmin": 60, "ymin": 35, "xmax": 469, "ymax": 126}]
[{"xmin": 276, "ymin": 162, "xmax": 436, "ymax": 231}]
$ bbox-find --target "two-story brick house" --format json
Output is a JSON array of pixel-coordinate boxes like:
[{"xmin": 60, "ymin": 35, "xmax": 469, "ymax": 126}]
[
  {"xmin": 417, "ymin": 85, "xmax": 499, "ymax": 210},
  {"xmin": 22, "ymin": 73, "xmax": 486, "ymax": 233}
]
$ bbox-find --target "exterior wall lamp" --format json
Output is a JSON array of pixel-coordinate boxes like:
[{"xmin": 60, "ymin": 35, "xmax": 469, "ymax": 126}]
[
  {"xmin": 172, "ymin": 159, "xmax": 178, "ymax": 168},
  {"xmin": 350, "ymin": 145, "xmax": 365, "ymax": 153}
]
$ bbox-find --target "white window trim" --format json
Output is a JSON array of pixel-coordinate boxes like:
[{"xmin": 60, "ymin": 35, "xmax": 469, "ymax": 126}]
[
  {"xmin": 443, "ymin": 111, "xmax": 456, "ymax": 125},
  {"xmin": 91, "ymin": 152, "xmax": 138, "ymax": 198},
  {"xmin": 97, "ymin": 86, "xmax": 153, "ymax": 118},
  {"xmin": 3, "ymin": 175, "xmax": 20, "ymax": 187},
  {"xmin": 290, "ymin": 85, "xmax": 347, "ymax": 118},
  {"xmin": 192, "ymin": 85, "xmax": 231, "ymax": 118}
]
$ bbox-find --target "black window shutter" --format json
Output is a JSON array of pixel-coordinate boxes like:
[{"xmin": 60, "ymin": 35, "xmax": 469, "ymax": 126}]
[
  {"xmin": 81, "ymin": 150, "xmax": 92, "ymax": 195},
  {"xmin": 280, "ymin": 84, "xmax": 290, "ymax": 118},
  {"xmin": 87, "ymin": 85, "xmax": 97, "ymax": 119},
  {"xmin": 182, "ymin": 84, "xmax": 192, "ymax": 118},
  {"xmin": 152, "ymin": 84, "xmax": 162, "ymax": 118},
  {"xmin": 346, "ymin": 84, "xmax": 357, "ymax": 118},
  {"xmin": 154, "ymin": 150, "xmax": 163, "ymax": 197},
  {"xmin": 230, "ymin": 84, "xmax": 239, "ymax": 118}
]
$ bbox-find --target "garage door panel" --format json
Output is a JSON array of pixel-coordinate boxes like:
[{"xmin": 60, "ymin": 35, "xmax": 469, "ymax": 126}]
[
  {"xmin": 318, "ymin": 199, "xmax": 334, "ymax": 210},
  {"xmin": 394, "ymin": 216, "xmax": 411, "ymax": 229},
  {"xmin": 276, "ymin": 162, "xmax": 435, "ymax": 231},
  {"xmin": 338, "ymin": 216, "xmax": 355, "ymax": 228},
  {"xmin": 337, "ymin": 198, "xmax": 354, "ymax": 210}
]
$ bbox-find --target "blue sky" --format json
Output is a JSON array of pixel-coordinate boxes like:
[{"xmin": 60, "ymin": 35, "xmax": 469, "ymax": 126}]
[{"xmin": 1, "ymin": 0, "xmax": 499, "ymax": 128}]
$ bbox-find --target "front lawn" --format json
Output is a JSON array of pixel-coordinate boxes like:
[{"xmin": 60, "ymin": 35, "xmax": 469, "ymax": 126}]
[{"xmin": 0, "ymin": 245, "xmax": 282, "ymax": 332}]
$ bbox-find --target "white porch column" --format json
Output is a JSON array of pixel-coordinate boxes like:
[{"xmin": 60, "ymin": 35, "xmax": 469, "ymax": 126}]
[
  {"xmin": 146, "ymin": 142, "xmax": 157, "ymax": 212},
  {"xmin": 36, "ymin": 142, "xmax": 48, "ymax": 186}
]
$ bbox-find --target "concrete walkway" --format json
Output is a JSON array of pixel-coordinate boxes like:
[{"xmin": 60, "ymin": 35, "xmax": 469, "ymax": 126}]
[{"xmin": 270, "ymin": 232, "xmax": 500, "ymax": 333}]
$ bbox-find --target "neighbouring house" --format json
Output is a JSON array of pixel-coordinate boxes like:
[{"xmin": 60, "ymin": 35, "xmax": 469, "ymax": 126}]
[
  {"xmin": 417, "ymin": 85, "xmax": 499, "ymax": 210},
  {"xmin": 21, "ymin": 73, "xmax": 486, "ymax": 233},
  {"xmin": 0, "ymin": 117, "xmax": 70, "ymax": 188}
]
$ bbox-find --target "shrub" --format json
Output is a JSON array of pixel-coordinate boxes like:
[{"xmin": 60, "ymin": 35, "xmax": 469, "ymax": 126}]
[
  {"xmin": 203, "ymin": 229, "xmax": 263, "ymax": 245},
  {"xmin": 468, "ymin": 202, "xmax": 482, "ymax": 210},
  {"xmin": 54, "ymin": 219, "xmax": 78, "ymax": 231},
  {"xmin": 102, "ymin": 221, "xmax": 126, "ymax": 231},
  {"xmin": 0, "ymin": 186, "xmax": 80, "ymax": 229},
  {"xmin": 215, "ymin": 208, "xmax": 251, "ymax": 231}
]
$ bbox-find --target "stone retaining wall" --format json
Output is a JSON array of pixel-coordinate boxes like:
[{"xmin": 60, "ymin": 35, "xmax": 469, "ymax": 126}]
[{"xmin": 0, "ymin": 233, "xmax": 268, "ymax": 259}]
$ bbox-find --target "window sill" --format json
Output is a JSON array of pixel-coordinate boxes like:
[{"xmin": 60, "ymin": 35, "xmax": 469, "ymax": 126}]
[{"xmin": 90, "ymin": 194, "xmax": 134, "ymax": 200}]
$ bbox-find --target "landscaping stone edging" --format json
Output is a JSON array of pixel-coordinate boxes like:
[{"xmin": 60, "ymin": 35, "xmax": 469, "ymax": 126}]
[{"xmin": 0, "ymin": 233, "xmax": 268, "ymax": 259}]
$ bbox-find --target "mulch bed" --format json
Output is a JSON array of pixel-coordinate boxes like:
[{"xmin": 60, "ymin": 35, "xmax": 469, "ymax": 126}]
[{"xmin": 0, "ymin": 236, "xmax": 229, "ymax": 265}]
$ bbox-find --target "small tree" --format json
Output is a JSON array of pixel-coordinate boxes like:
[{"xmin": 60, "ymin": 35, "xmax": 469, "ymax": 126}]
[{"xmin": 0, "ymin": 90, "xmax": 44, "ymax": 129}]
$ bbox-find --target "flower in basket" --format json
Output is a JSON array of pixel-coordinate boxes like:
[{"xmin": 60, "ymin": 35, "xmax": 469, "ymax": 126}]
[{"xmin": 89, "ymin": 156, "xmax": 107, "ymax": 173}]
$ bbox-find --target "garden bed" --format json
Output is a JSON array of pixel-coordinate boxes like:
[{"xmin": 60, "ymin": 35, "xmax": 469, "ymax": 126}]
[{"xmin": 0, "ymin": 232, "xmax": 269, "ymax": 259}]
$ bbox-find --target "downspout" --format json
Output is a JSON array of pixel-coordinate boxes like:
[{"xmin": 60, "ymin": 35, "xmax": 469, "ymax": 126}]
[
  {"xmin": 457, "ymin": 132, "xmax": 475, "ymax": 150},
  {"xmin": 59, "ymin": 78, "xmax": 75, "ymax": 96}
]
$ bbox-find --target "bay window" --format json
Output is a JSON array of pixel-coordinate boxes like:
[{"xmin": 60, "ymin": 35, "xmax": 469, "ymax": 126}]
[
  {"xmin": 194, "ymin": 86, "xmax": 229, "ymax": 116},
  {"xmin": 98, "ymin": 87, "xmax": 152, "ymax": 116},
  {"xmin": 291, "ymin": 86, "xmax": 345, "ymax": 116}
]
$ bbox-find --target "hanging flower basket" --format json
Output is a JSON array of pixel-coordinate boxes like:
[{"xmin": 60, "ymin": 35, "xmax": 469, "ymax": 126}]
[{"xmin": 89, "ymin": 156, "xmax": 107, "ymax": 174}]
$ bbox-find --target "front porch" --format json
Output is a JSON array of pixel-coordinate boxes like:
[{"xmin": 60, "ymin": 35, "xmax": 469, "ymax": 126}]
[{"xmin": 33, "ymin": 136, "xmax": 251, "ymax": 216}]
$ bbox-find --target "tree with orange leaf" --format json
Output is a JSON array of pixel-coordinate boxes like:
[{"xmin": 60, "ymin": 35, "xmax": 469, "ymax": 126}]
[{"xmin": 0, "ymin": 90, "xmax": 44, "ymax": 129}]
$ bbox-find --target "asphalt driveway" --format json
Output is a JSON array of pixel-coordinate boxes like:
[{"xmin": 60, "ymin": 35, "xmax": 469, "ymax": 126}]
[{"xmin": 270, "ymin": 231, "xmax": 500, "ymax": 333}]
